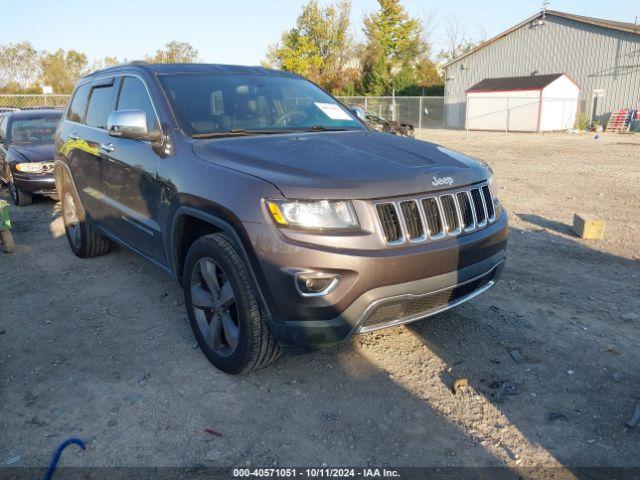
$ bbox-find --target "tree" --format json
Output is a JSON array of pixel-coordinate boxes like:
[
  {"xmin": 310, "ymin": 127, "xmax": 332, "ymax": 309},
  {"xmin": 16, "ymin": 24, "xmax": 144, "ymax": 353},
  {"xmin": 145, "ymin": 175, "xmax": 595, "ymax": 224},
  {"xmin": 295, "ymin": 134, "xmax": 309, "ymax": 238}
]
[
  {"xmin": 0, "ymin": 42, "xmax": 40, "ymax": 92},
  {"xmin": 101, "ymin": 56, "xmax": 121, "ymax": 68},
  {"xmin": 361, "ymin": 0, "xmax": 438, "ymax": 95},
  {"xmin": 265, "ymin": 0, "xmax": 358, "ymax": 94},
  {"xmin": 436, "ymin": 15, "xmax": 485, "ymax": 65},
  {"xmin": 39, "ymin": 49, "xmax": 88, "ymax": 93},
  {"xmin": 145, "ymin": 41, "xmax": 199, "ymax": 63},
  {"xmin": 436, "ymin": 38, "xmax": 483, "ymax": 65},
  {"xmin": 88, "ymin": 56, "xmax": 122, "ymax": 74},
  {"xmin": 414, "ymin": 58, "xmax": 443, "ymax": 94}
]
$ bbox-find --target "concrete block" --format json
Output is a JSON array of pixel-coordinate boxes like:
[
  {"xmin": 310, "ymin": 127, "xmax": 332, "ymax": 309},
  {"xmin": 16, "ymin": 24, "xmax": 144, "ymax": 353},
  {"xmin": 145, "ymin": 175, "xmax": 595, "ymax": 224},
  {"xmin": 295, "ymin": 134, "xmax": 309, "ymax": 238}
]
[{"xmin": 573, "ymin": 214, "xmax": 604, "ymax": 239}]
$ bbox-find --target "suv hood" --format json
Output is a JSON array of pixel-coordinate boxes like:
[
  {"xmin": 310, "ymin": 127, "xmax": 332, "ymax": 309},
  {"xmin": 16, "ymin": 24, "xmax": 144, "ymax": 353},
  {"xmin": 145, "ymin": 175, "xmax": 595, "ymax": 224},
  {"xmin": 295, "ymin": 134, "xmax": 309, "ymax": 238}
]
[
  {"xmin": 11, "ymin": 142, "xmax": 55, "ymax": 163},
  {"xmin": 193, "ymin": 130, "xmax": 490, "ymax": 199}
]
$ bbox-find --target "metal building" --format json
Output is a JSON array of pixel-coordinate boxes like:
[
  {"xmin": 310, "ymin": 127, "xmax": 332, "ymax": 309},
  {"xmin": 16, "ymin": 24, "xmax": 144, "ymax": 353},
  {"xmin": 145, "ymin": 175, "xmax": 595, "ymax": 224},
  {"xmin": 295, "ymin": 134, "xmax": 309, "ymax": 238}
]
[{"xmin": 443, "ymin": 10, "xmax": 640, "ymax": 129}]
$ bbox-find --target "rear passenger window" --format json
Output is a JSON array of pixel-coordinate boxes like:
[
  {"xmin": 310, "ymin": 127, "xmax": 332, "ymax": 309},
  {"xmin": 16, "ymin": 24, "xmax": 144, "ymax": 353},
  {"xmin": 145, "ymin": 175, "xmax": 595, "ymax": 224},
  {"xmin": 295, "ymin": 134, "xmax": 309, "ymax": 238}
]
[
  {"xmin": 117, "ymin": 77, "xmax": 159, "ymax": 132},
  {"xmin": 67, "ymin": 84, "xmax": 90, "ymax": 123},
  {"xmin": 85, "ymin": 85, "xmax": 115, "ymax": 129}
]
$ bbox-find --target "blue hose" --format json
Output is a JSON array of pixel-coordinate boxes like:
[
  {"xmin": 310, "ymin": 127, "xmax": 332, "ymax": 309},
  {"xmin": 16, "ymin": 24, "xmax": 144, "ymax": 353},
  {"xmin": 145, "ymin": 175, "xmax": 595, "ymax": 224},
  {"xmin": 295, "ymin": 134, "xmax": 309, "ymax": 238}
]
[{"xmin": 44, "ymin": 438, "xmax": 86, "ymax": 480}]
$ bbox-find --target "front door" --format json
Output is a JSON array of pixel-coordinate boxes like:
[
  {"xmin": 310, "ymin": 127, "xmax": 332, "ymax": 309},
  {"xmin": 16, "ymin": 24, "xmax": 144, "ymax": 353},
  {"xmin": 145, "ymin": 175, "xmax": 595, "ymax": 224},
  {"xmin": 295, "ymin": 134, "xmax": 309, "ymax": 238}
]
[{"xmin": 100, "ymin": 75, "xmax": 165, "ymax": 263}]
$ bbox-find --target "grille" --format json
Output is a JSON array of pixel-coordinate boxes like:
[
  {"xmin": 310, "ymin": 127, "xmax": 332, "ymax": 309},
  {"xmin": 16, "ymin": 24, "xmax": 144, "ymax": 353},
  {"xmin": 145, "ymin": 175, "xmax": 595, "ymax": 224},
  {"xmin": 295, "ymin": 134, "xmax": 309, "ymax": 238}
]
[
  {"xmin": 399, "ymin": 201, "xmax": 424, "ymax": 240},
  {"xmin": 457, "ymin": 192, "xmax": 474, "ymax": 230},
  {"xmin": 376, "ymin": 203, "xmax": 402, "ymax": 243},
  {"xmin": 421, "ymin": 198, "xmax": 443, "ymax": 237},
  {"xmin": 482, "ymin": 185, "xmax": 495, "ymax": 220},
  {"xmin": 375, "ymin": 182, "xmax": 497, "ymax": 245},
  {"xmin": 440, "ymin": 195, "xmax": 459, "ymax": 233},
  {"xmin": 362, "ymin": 267, "xmax": 497, "ymax": 329},
  {"xmin": 470, "ymin": 188, "xmax": 486, "ymax": 225}
]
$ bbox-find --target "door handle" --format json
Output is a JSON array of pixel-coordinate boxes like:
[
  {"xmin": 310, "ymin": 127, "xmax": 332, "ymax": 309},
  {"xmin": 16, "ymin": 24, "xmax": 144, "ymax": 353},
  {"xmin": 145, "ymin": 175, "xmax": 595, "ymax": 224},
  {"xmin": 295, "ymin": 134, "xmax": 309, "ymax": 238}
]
[
  {"xmin": 100, "ymin": 143, "xmax": 116, "ymax": 153},
  {"xmin": 69, "ymin": 132, "xmax": 80, "ymax": 140}
]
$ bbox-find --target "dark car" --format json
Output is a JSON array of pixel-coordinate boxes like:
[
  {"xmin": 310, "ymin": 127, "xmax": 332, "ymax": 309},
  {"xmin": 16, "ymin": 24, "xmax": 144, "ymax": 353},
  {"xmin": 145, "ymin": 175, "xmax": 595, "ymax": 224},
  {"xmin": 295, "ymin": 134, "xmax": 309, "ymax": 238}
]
[
  {"xmin": 355, "ymin": 107, "xmax": 415, "ymax": 137},
  {"xmin": 0, "ymin": 110, "xmax": 62, "ymax": 205},
  {"xmin": 55, "ymin": 63, "xmax": 507, "ymax": 374}
]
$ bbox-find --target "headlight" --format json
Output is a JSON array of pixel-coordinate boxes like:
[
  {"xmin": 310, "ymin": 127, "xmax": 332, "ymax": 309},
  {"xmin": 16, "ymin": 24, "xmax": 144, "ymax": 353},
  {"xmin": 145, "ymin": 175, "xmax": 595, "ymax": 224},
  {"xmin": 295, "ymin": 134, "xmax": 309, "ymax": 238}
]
[
  {"xmin": 266, "ymin": 199, "xmax": 358, "ymax": 230},
  {"xmin": 16, "ymin": 162, "xmax": 53, "ymax": 174}
]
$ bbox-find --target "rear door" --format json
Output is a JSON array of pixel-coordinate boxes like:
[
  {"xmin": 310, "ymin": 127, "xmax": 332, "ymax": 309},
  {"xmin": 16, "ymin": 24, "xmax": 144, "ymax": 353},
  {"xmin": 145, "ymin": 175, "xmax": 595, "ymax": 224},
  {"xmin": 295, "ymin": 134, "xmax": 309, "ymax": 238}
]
[
  {"xmin": 58, "ymin": 80, "xmax": 115, "ymax": 223},
  {"xmin": 99, "ymin": 75, "xmax": 165, "ymax": 263}
]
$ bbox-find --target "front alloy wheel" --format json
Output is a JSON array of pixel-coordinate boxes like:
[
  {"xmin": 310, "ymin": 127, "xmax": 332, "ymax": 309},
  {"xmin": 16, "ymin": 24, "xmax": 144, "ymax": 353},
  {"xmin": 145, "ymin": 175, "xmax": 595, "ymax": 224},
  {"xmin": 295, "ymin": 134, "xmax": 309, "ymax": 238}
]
[
  {"xmin": 183, "ymin": 233, "xmax": 281, "ymax": 374},
  {"xmin": 190, "ymin": 257, "xmax": 240, "ymax": 357}
]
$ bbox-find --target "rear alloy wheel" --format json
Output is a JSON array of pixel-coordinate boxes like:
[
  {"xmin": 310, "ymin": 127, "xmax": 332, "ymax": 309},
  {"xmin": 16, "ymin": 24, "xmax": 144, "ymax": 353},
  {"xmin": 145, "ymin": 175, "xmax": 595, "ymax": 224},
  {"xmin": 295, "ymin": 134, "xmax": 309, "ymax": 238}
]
[
  {"xmin": 63, "ymin": 191, "xmax": 82, "ymax": 251},
  {"xmin": 184, "ymin": 233, "xmax": 281, "ymax": 374},
  {"xmin": 61, "ymin": 188, "xmax": 110, "ymax": 258}
]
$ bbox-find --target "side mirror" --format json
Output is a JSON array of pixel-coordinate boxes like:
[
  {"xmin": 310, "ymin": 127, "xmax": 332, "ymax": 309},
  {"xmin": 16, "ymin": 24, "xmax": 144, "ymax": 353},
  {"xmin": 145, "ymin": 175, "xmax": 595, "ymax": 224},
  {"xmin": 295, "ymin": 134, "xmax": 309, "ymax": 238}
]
[
  {"xmin": 349, "ymin": 106, "xmax": 366, "ymax": 122},
  {"xmin": 107, "ymin": 110, "xmax": 160, "ymax": 141}
]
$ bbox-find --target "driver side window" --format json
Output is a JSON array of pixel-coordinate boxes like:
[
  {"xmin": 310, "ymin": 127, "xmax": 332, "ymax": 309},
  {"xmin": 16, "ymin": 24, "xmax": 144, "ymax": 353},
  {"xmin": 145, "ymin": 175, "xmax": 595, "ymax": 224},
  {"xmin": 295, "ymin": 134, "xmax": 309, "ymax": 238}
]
[{"xmin": 116, "ymin": 76, "xmax": 159, "ymax": 133}]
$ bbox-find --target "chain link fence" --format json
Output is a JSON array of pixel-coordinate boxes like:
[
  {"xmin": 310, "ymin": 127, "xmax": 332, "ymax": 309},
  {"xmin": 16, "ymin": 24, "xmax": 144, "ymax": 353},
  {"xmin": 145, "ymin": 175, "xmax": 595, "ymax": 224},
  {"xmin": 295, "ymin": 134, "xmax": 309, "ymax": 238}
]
[
  {"xmin": 338, "ymin": 96, "xmax": 445, "ymax": 138},
  {"xmin": 0, "ymin": 94, "xmax": 583, "ymax": 134},
  {"xmin": 0, "ymin": 94, "xmax": 71, "ymax": 110}
]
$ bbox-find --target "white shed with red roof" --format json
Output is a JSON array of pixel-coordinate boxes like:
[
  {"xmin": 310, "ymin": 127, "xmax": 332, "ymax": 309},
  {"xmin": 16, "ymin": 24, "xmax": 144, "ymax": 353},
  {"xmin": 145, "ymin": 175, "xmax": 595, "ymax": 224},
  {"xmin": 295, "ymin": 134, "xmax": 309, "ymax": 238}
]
[{"xmin": 465, "ymin": 73, "xmax": 580, "ymax": 132}]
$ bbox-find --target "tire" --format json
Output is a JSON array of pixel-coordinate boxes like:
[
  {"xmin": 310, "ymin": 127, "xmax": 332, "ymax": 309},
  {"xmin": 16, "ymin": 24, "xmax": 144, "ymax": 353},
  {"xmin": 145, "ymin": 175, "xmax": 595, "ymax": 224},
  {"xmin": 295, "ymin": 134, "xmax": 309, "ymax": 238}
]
[
  {"xmin": 183, "ymin": 233, "xmax": 281, "ymax": 374},
  {"xmin": 61, "ymin": 186, "xmax": 110, "ymax": 258},
  {"xmin": 9, "ymin": 179, "xmax": 32, "ymax": 206},
  {"xmin": 1, "ymin": 230, "xmax": 14, "ymax": 253}
]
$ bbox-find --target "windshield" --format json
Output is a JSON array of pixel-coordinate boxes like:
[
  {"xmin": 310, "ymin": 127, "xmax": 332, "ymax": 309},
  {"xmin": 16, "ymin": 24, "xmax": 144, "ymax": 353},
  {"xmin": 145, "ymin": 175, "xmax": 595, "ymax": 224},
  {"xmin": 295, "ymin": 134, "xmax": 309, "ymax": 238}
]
[
  {"xmin": 9, "ymin": 115, "xmax": 60, "ymax": 143},
  {"xmin": 159, "ymin": 73, "xmax": 365, "ymax": 136}
]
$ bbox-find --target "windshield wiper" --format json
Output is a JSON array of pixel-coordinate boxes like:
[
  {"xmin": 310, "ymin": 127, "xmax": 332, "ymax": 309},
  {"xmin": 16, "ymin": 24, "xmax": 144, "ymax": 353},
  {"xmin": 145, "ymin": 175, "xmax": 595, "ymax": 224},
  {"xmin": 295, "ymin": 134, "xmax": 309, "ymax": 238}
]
[
  {"xmin": 305, "ymin": 125, "xmax": 351, "ymax": 132},
  {"xmin": 192, "ymin": 129, "xmax": 291, "ymax": 139},
  {"xmin": 193, "ymin": 126, "xmax": 355, "ymax": 139}
]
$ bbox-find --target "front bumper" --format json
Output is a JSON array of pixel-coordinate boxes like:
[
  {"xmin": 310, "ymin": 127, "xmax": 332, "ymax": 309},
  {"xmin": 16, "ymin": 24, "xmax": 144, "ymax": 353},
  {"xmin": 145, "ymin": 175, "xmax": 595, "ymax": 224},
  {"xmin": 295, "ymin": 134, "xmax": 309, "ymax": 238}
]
[
  {"xmin": 13, "ymin": 172, "xmax": 57, "ymax": 196},
  {"xmin": 245, "ymin": 209, "xmax": 508, "ymax": 348},
  {"xmin": 279, "ymin": 256, "xmax": 504, "ymax": 347}
]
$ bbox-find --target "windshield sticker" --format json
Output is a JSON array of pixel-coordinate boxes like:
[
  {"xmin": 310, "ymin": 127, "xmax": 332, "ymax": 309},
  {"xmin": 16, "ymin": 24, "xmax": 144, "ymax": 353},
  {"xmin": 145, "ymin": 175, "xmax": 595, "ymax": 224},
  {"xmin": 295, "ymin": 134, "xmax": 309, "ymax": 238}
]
[{"xmin": 314, "ymin": 102, "xmax": 352, "ymax": 121}]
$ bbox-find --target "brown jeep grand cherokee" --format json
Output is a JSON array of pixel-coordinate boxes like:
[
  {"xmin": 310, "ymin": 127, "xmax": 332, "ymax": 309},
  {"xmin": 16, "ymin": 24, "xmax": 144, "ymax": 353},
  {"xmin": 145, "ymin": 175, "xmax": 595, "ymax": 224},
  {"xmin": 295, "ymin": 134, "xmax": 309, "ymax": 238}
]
[{"xmin": 55, "ymin": 63, "xmax": 508, "ymax": 374}]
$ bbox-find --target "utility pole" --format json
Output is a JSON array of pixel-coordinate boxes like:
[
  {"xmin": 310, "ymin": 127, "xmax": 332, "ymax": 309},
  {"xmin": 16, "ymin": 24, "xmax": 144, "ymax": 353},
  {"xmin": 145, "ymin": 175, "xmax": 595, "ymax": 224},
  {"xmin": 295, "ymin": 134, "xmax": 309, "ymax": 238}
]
[{"xmin": 390, "ymin": 64, "xmax": 400, "ymax": 122}]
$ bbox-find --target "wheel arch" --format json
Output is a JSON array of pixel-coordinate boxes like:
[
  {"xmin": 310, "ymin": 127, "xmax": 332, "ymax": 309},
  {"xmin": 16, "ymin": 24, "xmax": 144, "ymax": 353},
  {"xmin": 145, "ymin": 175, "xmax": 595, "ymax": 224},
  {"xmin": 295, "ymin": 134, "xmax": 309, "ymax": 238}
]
[
  {"xmin": 54, "ymin": 160, "xmax": 86, "ymax": 219},
  {"xmin": 170, "ymin": 206, "xmax": 273, "ymax": 317}
]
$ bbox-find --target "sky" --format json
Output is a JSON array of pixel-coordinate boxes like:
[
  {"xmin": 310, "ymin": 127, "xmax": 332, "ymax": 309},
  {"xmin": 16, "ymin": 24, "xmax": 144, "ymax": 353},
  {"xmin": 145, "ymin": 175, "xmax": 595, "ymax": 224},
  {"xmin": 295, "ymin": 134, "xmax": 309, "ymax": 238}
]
[{"xmin": 1, "ymin": 0, "xmax": 638, "ymax": 65}]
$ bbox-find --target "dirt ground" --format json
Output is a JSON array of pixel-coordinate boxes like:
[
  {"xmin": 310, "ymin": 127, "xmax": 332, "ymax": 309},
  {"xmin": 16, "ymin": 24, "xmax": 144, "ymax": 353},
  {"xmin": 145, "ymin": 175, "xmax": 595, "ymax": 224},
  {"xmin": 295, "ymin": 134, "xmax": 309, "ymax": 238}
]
[{"xmin": 1, "ymin": 130, "xmax": 639, "ymax": 475}]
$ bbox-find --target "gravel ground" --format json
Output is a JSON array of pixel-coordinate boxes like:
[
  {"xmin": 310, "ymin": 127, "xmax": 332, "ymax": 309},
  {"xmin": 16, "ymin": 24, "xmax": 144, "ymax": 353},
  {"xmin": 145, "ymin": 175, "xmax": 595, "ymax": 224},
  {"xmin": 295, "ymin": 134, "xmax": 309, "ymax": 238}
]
[{"xmin": 1, "ymin": 130, "xmax": 639, "ymax": 475}]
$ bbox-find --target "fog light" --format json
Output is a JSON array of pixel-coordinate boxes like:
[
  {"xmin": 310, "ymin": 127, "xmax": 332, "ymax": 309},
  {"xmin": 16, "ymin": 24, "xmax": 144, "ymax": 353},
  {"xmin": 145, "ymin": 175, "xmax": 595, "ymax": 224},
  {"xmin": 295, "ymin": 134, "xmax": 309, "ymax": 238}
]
[{"xmin": 295, "ymin": 272, "xmax": 340, "ymax": 297}]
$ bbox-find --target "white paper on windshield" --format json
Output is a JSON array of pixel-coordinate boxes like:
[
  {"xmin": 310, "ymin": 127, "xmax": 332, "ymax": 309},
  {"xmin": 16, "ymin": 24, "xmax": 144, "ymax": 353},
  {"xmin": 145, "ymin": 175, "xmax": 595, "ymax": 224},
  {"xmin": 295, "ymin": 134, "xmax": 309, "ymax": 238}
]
[{"xmin": 314, "ymin": 102, "xmax": 352, "ymax": 120}]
